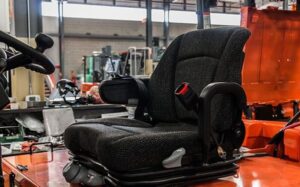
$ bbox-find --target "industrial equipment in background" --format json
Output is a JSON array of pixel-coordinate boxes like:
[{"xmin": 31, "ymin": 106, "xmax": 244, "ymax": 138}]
[
  {"xmin": 152, "ymin": 46, "xmax": 166, "ymax": 63},
  {"xmin": 122, "ymin": 38, "xmax": 166, "ymax": 76},
  {"xmin": 122, "ymin": 47, "xmax": 152, "ymax": 76},
  {"xmin": 79, "ymin": 46, "xmax": 121, "ymax": 84},
  {"xmin": 78, "ymin": 44, "xmax": 165, "ymax": 93}
]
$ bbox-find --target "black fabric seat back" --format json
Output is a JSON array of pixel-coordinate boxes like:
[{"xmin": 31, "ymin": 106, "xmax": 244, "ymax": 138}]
[{"xmin": 148, "ymin": 27, "xmax": 250, "ymax": 130}]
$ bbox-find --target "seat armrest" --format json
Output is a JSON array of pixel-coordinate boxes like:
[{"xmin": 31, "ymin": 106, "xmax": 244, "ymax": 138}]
[
  {"xmin": 100, "ymin": 77, "xmax": 149, "ymax": 104},
  {"xmin": 99, "ymin": 77, "xmax": 149, "ymax": 119},
  {"xmin": 100, "ymin": 78, "xmax": 137, "ymax": 104},
  {"xmin": 198, "ymin": 82, "xmax": 246, "ymax": 163}
]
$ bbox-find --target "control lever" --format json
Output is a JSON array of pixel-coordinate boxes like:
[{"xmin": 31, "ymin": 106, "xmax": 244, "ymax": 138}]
[
  {"xmin": 35, "ymin": 33, "xmax": 54, "ymax": 53},
  {"xmin": 24, "ymin": 33, "xmax": 54, "ymax": 74}
]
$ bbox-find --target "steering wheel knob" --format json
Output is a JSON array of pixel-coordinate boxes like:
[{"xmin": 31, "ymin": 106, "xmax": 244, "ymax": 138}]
[{"xmin": 35, "ymin": 33, "xmax": 54, "ymax": 53}]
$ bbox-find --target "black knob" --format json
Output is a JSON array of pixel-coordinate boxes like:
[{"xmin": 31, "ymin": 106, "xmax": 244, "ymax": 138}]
[{"xmin": 35, "ymin": 33, "xmax": 54, "ymax": 53}]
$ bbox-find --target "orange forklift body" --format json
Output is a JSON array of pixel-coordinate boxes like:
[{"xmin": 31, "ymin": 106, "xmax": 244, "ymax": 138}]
[
  {"xmin": 241, "ymin": 7, "xmax": 300, "ymax": 106},
  {"xmin": 241, "ymin": 7, "xmax": 300, "ymax": 161}
]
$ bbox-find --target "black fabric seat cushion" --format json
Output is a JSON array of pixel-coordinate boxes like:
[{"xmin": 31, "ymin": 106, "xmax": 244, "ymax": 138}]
[{"xmin": 64, "ymin": 118, "xmax": 202, "ymax": 172}]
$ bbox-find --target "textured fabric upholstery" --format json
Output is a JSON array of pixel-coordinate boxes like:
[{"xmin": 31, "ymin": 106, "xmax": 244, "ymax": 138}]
[
  {"xmin": 174, "ymin": 57, "xmax": 219, "ymax": 120},
  {"xmin": 64, "ymin": 27, "xmax": 250, "ymax": 172},
  {"xmin": 177, "ymin": 28, "xmax": 233, "ymax": 60},
  {"xmin": 65, "ymin": 118, "xmax": 202, "ymax": 172},
  {"xmin": 148, "ymin": 35, "xmax": 183, "ymax": 122},
  {"xmin": 149, "ymin": 27, "xmax": 250, "ymax": 123}
]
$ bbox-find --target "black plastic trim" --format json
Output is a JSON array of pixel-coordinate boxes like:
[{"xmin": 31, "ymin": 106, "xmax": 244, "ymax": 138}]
[
  {"xmin": 198, "ymin": 82, "xmax": 247, "ymax": 163},
  {"xmin": 72, "ymin": 154, "xmax": 239, "ymax": 186}
]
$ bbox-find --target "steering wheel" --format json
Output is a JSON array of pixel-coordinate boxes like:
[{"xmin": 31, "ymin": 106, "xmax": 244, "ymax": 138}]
[{"xmin": 0, "ymin": 31, "xmax": 55, "ymax": 75}]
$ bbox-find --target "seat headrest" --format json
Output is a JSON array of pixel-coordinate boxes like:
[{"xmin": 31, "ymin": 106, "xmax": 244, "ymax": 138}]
[{"xmin": 177, "ymin": 27, "xmax": 250, "ymax": 61}]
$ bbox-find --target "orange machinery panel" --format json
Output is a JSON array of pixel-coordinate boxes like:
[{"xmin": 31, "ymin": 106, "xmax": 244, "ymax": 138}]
[
  {"xmin": 241, "ymin": 7, "xmax": 300, "ymax": 105},
  {"xmin": 243, "ymin": 119, "xmax": 300, "ymax": 162},
  {"xmin": 242, "ymin": 119, "xmax": 284, "ymax": 148},
  {"xmin": 284, "ymin": 127, "xmax": 300, "ymax": 161}
]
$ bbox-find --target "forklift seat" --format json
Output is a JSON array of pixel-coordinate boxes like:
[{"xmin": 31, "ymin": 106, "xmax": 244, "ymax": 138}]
[{"xmin": 64, "ymin": 27, "xmax": 251, "ymax": 186}]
